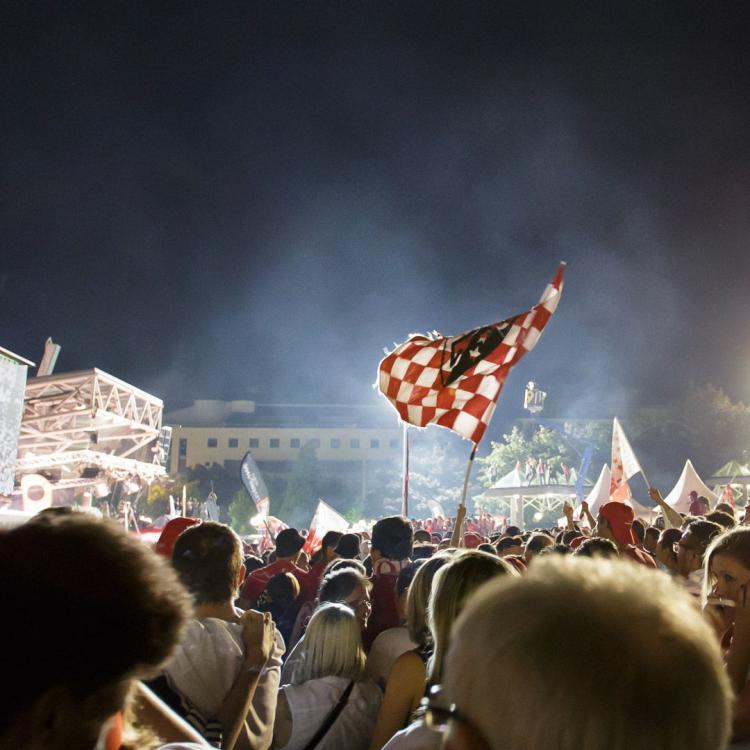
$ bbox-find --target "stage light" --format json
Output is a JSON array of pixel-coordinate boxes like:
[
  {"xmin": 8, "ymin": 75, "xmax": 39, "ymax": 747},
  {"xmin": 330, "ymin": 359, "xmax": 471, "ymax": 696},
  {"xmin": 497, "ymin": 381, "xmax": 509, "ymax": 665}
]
[{"xmin": 533, "ymin": 511, "xmax": 544, "ymax": 522}]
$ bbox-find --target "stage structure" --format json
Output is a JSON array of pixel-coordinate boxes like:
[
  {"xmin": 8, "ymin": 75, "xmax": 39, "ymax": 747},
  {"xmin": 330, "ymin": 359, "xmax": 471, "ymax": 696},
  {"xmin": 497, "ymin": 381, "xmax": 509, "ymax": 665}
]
[{"xmin": 14, "ymin": 369, "xmax": 168, "ymax": 500}]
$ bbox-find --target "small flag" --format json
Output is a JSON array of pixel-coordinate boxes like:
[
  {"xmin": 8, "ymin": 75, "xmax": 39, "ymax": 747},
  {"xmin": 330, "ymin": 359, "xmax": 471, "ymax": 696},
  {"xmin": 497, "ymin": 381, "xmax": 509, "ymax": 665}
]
[
  {"xmin": 303, "ymin": 499, "xmax": 348, "ymax": 555},
  {"xmin": 240, "ymin": 451, "xmax": 271, "ymax": 514},
  {"xmin": 377, "ymin": 263, "xmax": 565, "ymax": 445},
  {"xmin": 426, "ymin": 499, "xmax": 446, "ymax": 519},
  {"xmin": 609, "ymin": 417, "xmax": 643, "ymax": 502}
]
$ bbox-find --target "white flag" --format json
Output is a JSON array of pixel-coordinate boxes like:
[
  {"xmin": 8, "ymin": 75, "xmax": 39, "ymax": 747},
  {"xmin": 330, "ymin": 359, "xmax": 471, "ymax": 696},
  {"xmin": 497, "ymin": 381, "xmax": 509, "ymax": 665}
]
[
  {"xmin": 303, "ymin": 499, "xmax": 348, "ymax": 555},
  {"xmin": 610, "ymin": 417, "xmax": 643, "ymax": 501}
]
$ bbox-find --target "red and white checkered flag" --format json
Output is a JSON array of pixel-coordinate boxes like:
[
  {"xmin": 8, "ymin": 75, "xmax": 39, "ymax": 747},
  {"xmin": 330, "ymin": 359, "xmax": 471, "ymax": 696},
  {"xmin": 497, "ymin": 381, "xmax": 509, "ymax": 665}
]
[{"xmin": 378, "ymin": 263, "xmax": 566, "ymax": 444}]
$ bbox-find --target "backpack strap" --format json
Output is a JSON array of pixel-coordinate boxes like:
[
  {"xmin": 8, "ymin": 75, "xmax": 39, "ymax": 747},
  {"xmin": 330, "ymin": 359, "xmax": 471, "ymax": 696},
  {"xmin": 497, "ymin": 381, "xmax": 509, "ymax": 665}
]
[{"xmin": 301, "ymin": 680, "xmax": 355, "ymax": 750}]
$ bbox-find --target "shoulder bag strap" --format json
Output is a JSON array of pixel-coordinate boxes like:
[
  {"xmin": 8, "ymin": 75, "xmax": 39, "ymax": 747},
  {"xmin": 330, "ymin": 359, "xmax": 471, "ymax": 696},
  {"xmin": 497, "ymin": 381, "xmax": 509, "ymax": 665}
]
[{"xmin": 301, "ymin": 680, "xmax": 355, "ymax": 750}]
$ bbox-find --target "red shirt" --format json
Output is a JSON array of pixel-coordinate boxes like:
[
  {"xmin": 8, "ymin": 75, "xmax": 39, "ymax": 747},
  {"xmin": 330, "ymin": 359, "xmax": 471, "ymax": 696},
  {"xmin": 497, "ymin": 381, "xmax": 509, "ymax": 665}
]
[
  {"xmin": 299, "ymin": 559, "xmax": 328, "ymax": 605},
  {"xmin": 239, "ymin": 559, "xmax": 307, "ymax": 605},
  {"xmin": 363, "ymin": 558, "xmax": 409, "ymax": 651},
  {"xmin": 624, "ymin": 546, "xmax": 657, "ymax": 568}
]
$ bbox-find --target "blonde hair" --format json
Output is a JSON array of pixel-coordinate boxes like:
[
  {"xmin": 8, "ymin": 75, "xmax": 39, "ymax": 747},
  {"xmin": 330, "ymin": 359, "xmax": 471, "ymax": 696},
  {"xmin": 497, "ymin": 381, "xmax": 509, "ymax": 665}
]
[
  {"xmin": 427, "ymin": 550, "xmax": 515, "ymax": 684},
  {"xmin": 406, "ymin": 552, "xmax": 451, "ymax": 646},
  {"xmin": 446, "ymin": 556, "xmax": 732, "ymax": 750},
  {"xmin": 293, "ymin": 603, "xmax": 366, "ymax": 684}
]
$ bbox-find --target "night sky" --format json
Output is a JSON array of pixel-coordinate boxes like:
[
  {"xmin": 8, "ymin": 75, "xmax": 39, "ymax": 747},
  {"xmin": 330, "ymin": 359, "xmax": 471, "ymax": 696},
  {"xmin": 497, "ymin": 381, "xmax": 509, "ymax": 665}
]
[{"xmin": 3, "ymin": 2, "xmax": 750, "ymax": 437}]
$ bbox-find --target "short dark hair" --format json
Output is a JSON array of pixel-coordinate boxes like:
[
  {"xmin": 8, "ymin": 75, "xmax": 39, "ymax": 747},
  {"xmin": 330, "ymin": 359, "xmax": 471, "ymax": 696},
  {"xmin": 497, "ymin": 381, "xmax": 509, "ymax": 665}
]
[
  {"xmin": 574, "ymin": 537, "xmax": 619, "ymax": 559},
  {"xmin": 497, "ymin": 536, "xmax": 523, "ymax": 553},
  {"xmin": 658, "ymin": 528, "xmax": 682, "ymax": 550},
  {"xmin": 172, "ymin": 522, "xmax": 243, "ymax": 604},
  {"xmin": 645, "ymin": 527, "xmax": 660, "ymax": 542},
  {"xmin": 704, "ymin": 511, "xmax": 735, "ymax": 530},
  {"xmin": 631, "ymin": 518, "xmax": 645, "ymax": 544},
  {"xmin": 686, "ymin": 520, "xmax": 722, "ymax": 559},
  {"xmin": 0, "ymin": 515, "xmax": 190, "ymax": 733},
  {"xmin": 525, "ymin": 532, "xmax": 553, "ymax": 556},
  {"xmin": 335, "ymin": 533, "xmax": 361, "ymax": 559},
  {"xmin": 371, "ymin": 516, "xmax": 413, "ymax": 560},
  {"xmin": 504, "ymin": 525, "xmax": 522, "ymax": 537}
]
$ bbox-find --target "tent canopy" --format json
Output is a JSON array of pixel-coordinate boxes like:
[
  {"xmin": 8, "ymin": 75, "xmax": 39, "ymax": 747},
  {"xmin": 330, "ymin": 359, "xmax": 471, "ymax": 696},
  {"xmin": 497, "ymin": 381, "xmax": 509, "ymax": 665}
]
[{"xmin": 664, "ymin": 459, "xmax": 719, "ymax": 513}]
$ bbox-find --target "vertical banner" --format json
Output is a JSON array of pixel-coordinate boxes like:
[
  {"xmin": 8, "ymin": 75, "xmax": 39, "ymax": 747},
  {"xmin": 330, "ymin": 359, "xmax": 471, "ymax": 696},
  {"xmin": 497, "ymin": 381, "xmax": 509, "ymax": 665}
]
[{"xmin": 0, "ymin": 359, "xmax": 27, "ymax": 495}]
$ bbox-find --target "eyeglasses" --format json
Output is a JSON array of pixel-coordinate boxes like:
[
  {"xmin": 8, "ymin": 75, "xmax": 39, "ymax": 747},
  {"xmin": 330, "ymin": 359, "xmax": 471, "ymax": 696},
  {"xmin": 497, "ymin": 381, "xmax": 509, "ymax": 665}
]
[{"xmin": 421, "ymin": 685, "xmax": 493, "ymax": 749}]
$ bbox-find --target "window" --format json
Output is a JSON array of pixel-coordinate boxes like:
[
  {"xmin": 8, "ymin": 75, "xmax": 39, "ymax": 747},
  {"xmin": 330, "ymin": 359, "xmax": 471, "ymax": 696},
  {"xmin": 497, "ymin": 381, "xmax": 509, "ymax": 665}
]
[
  {"xmin": 178, "ymin": 438, "xmax": 187, "ymax": 456},
  {"xmin": 390, "ymin": 439, "xmax": 399, "ymax": 450},
  {"xmin": 207, "ymin": 437, "xmax": 218, "ymax": 448},
  {"xmin": 228, "ymin": 438, "xmax": 238, "ymax": 448},
  {"xmin": 331, "ymin": 438, "xmax": 341, "ymax": 449},
  {"xmin": 290, "ymin": 438, "xmax": 301, "ymax": 448},
  {"xmin": 249, "ymin": 438, "xmax": 259, "ymax": 448},
  {"xmin": 350, "ymin": 438, "xmax": 360, "ymax": 449},
  {"xmin": 270, "ymin": 438, "xmax": 280, "ymax": 448},
  {"xmin": 370, "ymin": 438, "xmax": 380, "ymax": 449}
]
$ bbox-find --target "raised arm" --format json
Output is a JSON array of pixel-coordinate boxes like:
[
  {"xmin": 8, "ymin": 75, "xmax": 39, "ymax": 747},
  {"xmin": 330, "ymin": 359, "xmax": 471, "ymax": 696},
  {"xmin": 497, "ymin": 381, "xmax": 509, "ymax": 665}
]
[{"xmin": 648, "ymin": 487, "xmax": 682, "ymax": 530}]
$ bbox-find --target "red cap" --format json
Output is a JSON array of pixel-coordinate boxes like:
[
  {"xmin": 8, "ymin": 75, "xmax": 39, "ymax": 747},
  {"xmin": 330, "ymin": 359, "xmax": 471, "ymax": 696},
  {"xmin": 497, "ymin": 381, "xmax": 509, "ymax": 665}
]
[
  {"xmin": 599, "ymin": 502, "xmax": 636, "ymax": 547},
  {"xmin": 463, "ymin": 532, "xmax": 482, "ymax": 549},
  {"xmin": 155, "ymin": 517, "xmax": 201, "ymax": 558}
]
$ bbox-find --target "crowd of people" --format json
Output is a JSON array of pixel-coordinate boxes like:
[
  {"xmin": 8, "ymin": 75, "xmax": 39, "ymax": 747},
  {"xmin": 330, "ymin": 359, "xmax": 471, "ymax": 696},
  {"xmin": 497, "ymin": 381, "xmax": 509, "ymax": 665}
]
[{"xmin": 4, "ymin": 488, "xmax": 750, "ymax": 750}]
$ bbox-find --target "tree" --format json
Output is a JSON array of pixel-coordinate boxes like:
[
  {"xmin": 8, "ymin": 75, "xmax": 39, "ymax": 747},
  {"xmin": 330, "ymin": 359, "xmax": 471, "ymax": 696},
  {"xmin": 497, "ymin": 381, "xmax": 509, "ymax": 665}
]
[
  {"xmin": 228, "ymin": 488, "xmax": 255, "ymax": 536},
  {"xmin": 278, "ymin": 442, "xmax": 321, "ymax": 527}
]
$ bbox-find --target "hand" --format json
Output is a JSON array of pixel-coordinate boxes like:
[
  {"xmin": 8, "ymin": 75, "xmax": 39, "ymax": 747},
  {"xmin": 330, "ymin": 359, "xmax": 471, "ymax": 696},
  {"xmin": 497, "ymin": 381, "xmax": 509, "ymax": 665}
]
[
  {"xmin": 563, "ymin": 502, "xmax": 574, "ymax": 519},
  {"xmin": 581, "ymin": 501, "xmax": 589, "ymax": 514},
  {"xmin": 241, "ymin": 610, "xmax": 275, "ymax": 670},
  {"xmin": 648, "ymin": 487, "xmax": 664, "ymax": 504}
]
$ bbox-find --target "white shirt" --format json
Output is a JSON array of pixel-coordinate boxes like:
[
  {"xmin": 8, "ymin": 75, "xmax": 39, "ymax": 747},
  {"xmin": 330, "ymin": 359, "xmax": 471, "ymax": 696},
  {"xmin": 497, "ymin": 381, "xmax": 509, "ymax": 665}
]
[
  {"xmin": 381, "ymin": 719, "xmax": 440, "ymax": 750},
  {"xmin": 366, "ymin": 626, "xmax": 417, "ymax": 689},
  {"xmin": 279, "ymin": 676, "xmax": 381, "ymax": 750}
]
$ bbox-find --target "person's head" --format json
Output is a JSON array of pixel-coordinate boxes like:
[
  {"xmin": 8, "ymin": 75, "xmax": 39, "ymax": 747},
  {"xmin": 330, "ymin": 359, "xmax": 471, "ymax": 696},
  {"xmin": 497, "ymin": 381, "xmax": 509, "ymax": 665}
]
[
  {"xmin": 559, "ymin": 530, "xmax": 582, "ymax": 547},
  {"xmin": 172, "ymin": 521, "xmax": 244, "ymax": 605},
  {"xmin": 573, "ymin": 536, "xmax": 619, "ymax": 559},
  {"xmin": 293, "ymin": 602, "xmax": 366, "ymax": 684},
  {"xmin": 313, "ymin": 530, "xmax": 343, "ymax": 564},
  {"xmin": 596, "ymin": 502, "xmax": 635, "ymax": 549},
  {"xmin": 540, "ymin": 542, "xmax": 571, "ymax": 556},
  {"xmin": 275, "ymin": 528, "xmax": 306, "ymax": 559},
  {"xmin": 496, "ymin": 536, "xmax": 523, "ymax": 557},
  {"xmin": 656, "ymin": 528, "xmax": 682, "ymax": 572},
  {"xmin": 243, "ymin": 554, "xmax": 264, "ymax": 575},
  {"xmin": 318, "ymin": 567, "xmax": 372, "ymax": 629},
  {"xmin": 503, "ymin": 525, "xmax": 521, "ymax": 537},
  {"xmin": 0, "ymin": 514, "xmax": 190, "ymax": 750},
  {"xmin": 524, "ymin": 532, "xmax": 553, "ymax": 563},
  {"xmin": 677, "ymin": 521, "xmax": 721, "ymax": 577},
  {"xmin": 428, "ymin": 550, "xmax": 515, "ymax": 684},
  {"xmin": 705, "ymin": 526, "xmax": 750, "ymax": 602},
  {"xmin": 325, "ymin": 557, "xmax": 367, "ymax": 576},
  {"xmin": 266, "ymin": 571, "xmax": 300, "ymax": 604},
  {"xmin": 371, "ymin": 516, "xmax": 413, "ymax": 562},
  {"xmin": 334, "ymin": 532, "xmax": 361, "ymax": 559},
  {"xmin": 414, "ymin": 528, "xmax": 432, "ymax": 544},
  {"xmin": 715, "ymin": 502, "xmax": 735, "ymax": 518},
  {"xmin": 395, "ymin": 560, "xmax": 423, "ymax": 621},
  {"xmin": 406, "ymin": 553, "xmax": 452, "ymax": 647},
  {"xmin": 631, "ymin": 518, "xmax": 645, "ymax": 547},
  {"xmin": 704, "ymin": 510, "xmax": 735, "ymax": 531},
  {"xmin": 440, "ymin": 557, "xmax": 732, "ymax": 750},
  {"xmin": 689, "ymin": 493, "xmax": 710, "ymax": 516},
  {"xmin": 643, "ymin": 526, "xmax": 660, "ymax": 554}
]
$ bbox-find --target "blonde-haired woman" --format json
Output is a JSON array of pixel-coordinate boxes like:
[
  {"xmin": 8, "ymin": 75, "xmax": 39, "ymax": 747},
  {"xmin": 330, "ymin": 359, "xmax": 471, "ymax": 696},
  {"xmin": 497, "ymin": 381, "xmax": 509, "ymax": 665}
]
[
  {"xmin": 273, "ymin": 602, "xmax": 381, "ymax": 750},
  {"xmin": 382, "ymin": 550, "xmax": 516, "ymax": 750},
  {"xmin": 368, "ymin": 553, "xmax": 451, "ymax": 750}
]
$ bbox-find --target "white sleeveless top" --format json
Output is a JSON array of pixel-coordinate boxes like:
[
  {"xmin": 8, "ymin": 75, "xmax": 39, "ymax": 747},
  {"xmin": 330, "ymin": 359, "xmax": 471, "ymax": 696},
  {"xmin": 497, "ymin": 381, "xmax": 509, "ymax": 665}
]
[{"xmin": 280, "ymin": 676, "xmax": 381, "ymax": 750}]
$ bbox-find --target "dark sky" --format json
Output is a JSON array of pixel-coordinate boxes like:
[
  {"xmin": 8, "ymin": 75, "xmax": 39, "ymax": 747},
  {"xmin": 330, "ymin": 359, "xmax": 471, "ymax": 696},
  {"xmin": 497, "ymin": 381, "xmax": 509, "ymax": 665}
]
[{"xmin": 3, "ymin": 2, "xmax": 750, "ymax": 436}]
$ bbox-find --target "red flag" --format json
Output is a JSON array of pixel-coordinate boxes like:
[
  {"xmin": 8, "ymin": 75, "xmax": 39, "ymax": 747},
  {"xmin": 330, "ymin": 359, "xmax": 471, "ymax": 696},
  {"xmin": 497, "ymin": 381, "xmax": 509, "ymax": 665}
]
[
  {"xmin": 303, "ymin": 500, "xmax": 348, "ymax": 555},
  {"xmin": 378, "ymin": 263, "xmax": 566, "ymax": 445}
]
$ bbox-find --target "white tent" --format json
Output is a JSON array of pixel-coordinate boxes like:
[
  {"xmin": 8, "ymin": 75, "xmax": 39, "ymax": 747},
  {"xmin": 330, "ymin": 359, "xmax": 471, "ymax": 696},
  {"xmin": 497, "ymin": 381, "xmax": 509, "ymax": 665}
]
[
  {"xmin": 583, "ymin": 464, "xmax": 611, "ymax": 516},
  {"xmin": 664, "ymin": 459, "xmax": 719, "ymax": 513},
  {"xmin": 493, "ymin": 462, "xmax": 524, "ymax": 488}
]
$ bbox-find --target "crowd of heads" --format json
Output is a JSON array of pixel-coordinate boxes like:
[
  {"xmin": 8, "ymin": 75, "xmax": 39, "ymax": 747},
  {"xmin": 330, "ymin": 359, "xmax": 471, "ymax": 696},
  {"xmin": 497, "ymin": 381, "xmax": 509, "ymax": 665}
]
[{"xmin": 2, "ymin": 490, "xmax": 750, "ymax": 750}]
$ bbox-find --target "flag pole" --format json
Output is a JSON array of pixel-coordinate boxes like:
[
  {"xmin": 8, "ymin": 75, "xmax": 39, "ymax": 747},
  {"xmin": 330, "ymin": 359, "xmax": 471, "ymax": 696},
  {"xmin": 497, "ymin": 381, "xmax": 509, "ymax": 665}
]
[
  {"xmin": 401, "ymin": 423, "xmax": 410, "ymax": 518},
  {"xmin": 451, "ymin": 444, "xmax": 477, "ymax": 547}
]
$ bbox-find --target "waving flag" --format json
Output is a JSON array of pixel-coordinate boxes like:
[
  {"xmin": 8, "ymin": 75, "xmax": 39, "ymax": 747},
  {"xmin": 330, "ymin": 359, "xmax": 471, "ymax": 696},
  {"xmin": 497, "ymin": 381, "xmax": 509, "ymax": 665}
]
[
  {"xmin": 240, "ymin": 451, "xmax": 270, "ymax": 513},
  {"xmin": 609, "ymin": 417, "xmax": 643, "ymax": 502},
  {"xmin": 378, "ymin": 263, "xmax": 566, "ymax": 444},
  {"xmin": 303, "ymin": 500, "xmax": 348, "ymax": 555}
]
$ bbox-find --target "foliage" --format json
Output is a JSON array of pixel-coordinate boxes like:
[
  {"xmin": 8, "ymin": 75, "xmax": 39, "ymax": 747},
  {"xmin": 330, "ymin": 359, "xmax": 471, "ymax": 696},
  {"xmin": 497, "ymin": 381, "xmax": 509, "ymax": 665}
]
[
  {"xmin": 228, "ymin": 488, "xmax": 255, "ymax": 535},
  {"xmin": 278, "ymin": 442, "xmax": 321, "ymax": 527}
]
